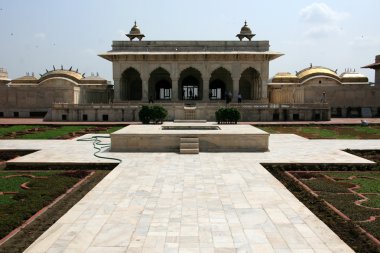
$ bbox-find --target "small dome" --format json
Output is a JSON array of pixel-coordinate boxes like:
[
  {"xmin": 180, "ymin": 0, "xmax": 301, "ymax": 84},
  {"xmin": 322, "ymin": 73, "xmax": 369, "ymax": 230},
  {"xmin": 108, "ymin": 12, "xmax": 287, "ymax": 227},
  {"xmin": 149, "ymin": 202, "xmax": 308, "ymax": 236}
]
[
  {"xmin": 126, "ymin": 21, "xmax": 145, "ymax": 41},
  {"xmin": 11, "ymin": 74, "xmax": 38, "ymax": 84},
  {"xmin": 129, "ymin": 22, "xmax": 141, "ymax": 35},
  {"xmin": 236, "ymin": 21, "xmax": 255, "ymax": 41},
  {"xmin": 240, "ymin": 21, "xmax": 252, "ymax": 35},
  {"xmin": 340, "ymin": 72, "xmax": 368, "ymax": 83},
  {"xmin": 297, "ymin": 66, "xmax": 340, "ymax": 82},
  {"xmin": 0, "ymin": 68, "xmax": 9, "ymax": 80},
  {"xmin": 40, "ymin": 69, "xmax": 83, "ymax": 82},
  {"xmin": 272, "ymin": 72, "xmax": 299, "ymax": 83}
]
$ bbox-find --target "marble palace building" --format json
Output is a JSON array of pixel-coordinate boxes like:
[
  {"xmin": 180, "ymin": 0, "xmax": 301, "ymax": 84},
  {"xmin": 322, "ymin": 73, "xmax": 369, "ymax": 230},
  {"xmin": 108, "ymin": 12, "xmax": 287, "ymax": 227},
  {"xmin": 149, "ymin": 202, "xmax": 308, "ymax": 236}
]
[{"xmin": 1, "ymin": 22, "xmax": 379, "ymax": 121}]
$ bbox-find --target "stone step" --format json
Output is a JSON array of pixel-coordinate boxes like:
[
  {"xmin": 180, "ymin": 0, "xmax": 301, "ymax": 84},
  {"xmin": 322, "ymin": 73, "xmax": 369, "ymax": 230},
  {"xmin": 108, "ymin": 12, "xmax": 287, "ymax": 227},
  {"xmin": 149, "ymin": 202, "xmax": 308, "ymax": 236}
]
[
  {"xmin": 180, "ymin": 142, "xmax": 199, "ymax": 149},
  {"xmin": 180, "ymin": 148, "xmax": 199, "ymax": 154},
  {"xmin": 174, "ymin": 120, "xmax": 207, "ymax": 123},
  {"xmin": 180, "ymin": 137, "xmax": 199, "ymax": 143}
]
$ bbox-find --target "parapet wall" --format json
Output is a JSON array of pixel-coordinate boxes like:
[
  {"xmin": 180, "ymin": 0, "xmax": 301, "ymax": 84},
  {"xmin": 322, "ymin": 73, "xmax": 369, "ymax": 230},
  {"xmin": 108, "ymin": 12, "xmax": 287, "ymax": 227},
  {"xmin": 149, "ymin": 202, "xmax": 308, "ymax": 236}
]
[{"xmin": 46, "ymin": 103, "xmax": 330, "ymax": 122}]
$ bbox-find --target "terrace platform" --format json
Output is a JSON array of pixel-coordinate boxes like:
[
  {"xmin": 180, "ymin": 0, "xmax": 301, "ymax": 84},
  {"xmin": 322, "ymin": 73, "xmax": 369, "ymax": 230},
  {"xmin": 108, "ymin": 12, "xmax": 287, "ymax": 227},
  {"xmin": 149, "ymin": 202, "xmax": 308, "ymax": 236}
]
[{"xmin": 110, "ymin": 122, "xmax": 269, "ymax": 152}]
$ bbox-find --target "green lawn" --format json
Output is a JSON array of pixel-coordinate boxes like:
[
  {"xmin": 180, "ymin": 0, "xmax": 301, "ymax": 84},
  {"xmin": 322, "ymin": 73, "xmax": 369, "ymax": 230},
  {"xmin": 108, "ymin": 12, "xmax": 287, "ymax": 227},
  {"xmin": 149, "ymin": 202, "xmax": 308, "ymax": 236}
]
[
  {"xmin": 0, "ymin": 125, "xmax": 47, "ymax": 138},
  {"xmin": 257, "ymin": 125, "xmax": 380, "ymax": 139},
  {"xmin": 0, "ymin": 125, "xmax": 125, "ymax": 139},
  {"xmin": 0, "ymin": 170, "xmax": 89, "ymax": 238},
  {"xmin": 18, "ymin": 126, "xmax": 90, "ymax": 139}
]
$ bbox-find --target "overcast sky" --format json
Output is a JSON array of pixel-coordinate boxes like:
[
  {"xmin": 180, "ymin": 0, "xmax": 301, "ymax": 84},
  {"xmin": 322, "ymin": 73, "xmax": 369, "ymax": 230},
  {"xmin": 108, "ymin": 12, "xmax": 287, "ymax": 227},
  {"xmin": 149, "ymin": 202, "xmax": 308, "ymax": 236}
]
[{"xmin": 0, "ymin": 0, "xmax": 378, "ymax": 82}]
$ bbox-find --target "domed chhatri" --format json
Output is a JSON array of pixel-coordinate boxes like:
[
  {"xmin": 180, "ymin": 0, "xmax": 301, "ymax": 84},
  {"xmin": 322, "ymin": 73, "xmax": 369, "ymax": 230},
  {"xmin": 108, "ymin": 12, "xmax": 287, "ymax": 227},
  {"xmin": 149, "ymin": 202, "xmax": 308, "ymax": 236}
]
[
  {"xmin": 236, "ymin": 21, "xmax": 255, "ymax": 41},
  {"xmin": 126, "ymin": 21, "xmax": 145, "ymax": 41}
]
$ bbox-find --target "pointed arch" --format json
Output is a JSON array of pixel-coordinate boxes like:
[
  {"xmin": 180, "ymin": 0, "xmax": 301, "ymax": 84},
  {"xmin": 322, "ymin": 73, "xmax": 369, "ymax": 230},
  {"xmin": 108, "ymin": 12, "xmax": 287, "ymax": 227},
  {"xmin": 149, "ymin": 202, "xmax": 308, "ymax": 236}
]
[
  {"xmin": 179, "ymin": 67, "xmax": 203, "ymax": 100},
  {"xmin": 148, "ymin": 67, "xmax": 172, "ymax": 100},
  {"xmin": 209, "ymin": 67, "xmax": 233, "ymax": 100},
  {"xmin": 239, "ymin": 67, "xmax": 262, "ymax": 100},
  {"xmin": 120, "ymin": 67, "xmax": 142, "ymax": 100}
]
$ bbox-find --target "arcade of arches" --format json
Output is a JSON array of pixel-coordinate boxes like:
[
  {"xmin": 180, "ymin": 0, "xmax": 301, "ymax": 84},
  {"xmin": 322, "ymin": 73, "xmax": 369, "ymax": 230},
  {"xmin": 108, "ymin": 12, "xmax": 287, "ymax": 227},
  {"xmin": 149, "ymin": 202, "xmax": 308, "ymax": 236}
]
[{"xmin": 119, "ymin": 67, "xmax": 263, "ymax": 102}]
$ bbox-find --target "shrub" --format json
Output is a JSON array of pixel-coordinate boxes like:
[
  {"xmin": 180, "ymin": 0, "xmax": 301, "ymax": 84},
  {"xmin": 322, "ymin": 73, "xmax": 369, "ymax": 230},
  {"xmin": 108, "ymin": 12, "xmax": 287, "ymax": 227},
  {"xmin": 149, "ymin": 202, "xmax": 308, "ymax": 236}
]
[
  {"xmin": 215, "ymin": 107, "xmax": 241, "ymax": 124},
  {"xmin": 138, "ymin": 106, "xmax": 152, "ymax": 124},
  {"xmin": 138, "ymin": 105, "xmax": 167, "ymax": 124}
]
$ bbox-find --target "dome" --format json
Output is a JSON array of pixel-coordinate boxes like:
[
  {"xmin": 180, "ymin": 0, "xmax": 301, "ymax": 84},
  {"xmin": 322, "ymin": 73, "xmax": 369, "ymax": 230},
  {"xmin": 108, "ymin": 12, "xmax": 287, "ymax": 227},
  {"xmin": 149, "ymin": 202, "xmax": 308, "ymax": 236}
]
[
  {"xmin": 0, "ymin": 68, "xmax": 10, "ymax": 81},
  {"xmin": 81, "ymin": 73, "xmax": 108, "ymax": 85},
  {"xmin": 297, "ymin": 66, "xmax": 340, "ymax": 82},
  {"xmin": 126, "ymin": 21, "xmax": 145, "ymax": 41},
  {"xmin": 129, "ymin": 22, "xmax": 141, "ymax": 35},
  {"xmin": 11, "ymin": 74, "xmax": 38, "ymax": 84},
  {"xmin": 236, "ymin": 21, "xmax": 255, "ymax": 41},
  {"xmin": 240, "ymin": 21, "xmax": 252, "ymax": 35},
  {"xmin": 272, "ymin": 72, "xmax": 299, "ymax": 83},
  {"xmin": 340, "ymin": 72, "xmax": 368, "ymax": 83},
  {"xmin": 40, "ymin": 69, "xmax": 83, "ymax": 81}
]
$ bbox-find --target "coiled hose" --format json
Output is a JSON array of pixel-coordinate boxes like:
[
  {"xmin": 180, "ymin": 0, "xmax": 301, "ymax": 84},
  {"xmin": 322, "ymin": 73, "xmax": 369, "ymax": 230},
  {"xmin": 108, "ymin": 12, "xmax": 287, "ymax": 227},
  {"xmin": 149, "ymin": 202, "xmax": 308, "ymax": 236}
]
[{"xmin": 76, "ymin": 135, "xmax": 122, "ymax": 164}]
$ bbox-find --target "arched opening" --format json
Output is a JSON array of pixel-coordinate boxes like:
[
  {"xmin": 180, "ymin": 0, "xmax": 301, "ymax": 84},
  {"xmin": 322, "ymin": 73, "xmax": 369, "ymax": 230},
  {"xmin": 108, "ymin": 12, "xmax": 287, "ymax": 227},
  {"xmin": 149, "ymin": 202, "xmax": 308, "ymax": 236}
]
[
  {"xmin": 209, "ymin": 67, "xmax": 232, "ymax": 100},
  {"xmin": 149, "ymin": 68, "xmax": 172, "ymax": 101},
  {"xmin": 156, "ymin": 80, "xmax": 171, "ymax": 100},
  {"xmin": 120, "ymin": 68, "xmax": 142, "ymax": 100},
  {"xmin": 179, "ymin": 68, "xmax": 203, "ymax": 100},
  {"xmin": 239, "ymin": 67, "xmax": 262, "ymax": 100},
  {"xmin": 209, "ymin": 79, "xmax": 225, "ymax": 100}
]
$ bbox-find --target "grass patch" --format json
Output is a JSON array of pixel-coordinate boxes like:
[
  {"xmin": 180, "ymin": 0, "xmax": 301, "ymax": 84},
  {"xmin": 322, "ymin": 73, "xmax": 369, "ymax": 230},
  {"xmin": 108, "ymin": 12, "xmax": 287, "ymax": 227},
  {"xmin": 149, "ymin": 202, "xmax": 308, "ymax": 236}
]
[
  {"xmin": 0, "ymin": 169, "xmax": 110, "ymax": 253},
  {"xmin": 98, "ymin": 125, "xmax": 124, "ymax": 134},
  {"xmin": 362, "ymin": 194, "xmax": 380, "ymax": 209},
  {"xmin": 257, "ymin": 125, "xmax": 380, "ymax": 139},
  {"xmin": 0, "ymin": 125, "xmax": 126, "ymax": 139},
  {"xmin": 18, "ymin": 125, "xmax": 90, "ymax": 139},
  {"xmin": 0, "ymin": 125, "xmax": 47, "ymax": 138},
  {"xmin": 0, "ymin": 170, "xmax": 87, "ymax": 239},
  {"xmin": 263, "ymin": 161, "xmax": 380, "ymax": 253}
]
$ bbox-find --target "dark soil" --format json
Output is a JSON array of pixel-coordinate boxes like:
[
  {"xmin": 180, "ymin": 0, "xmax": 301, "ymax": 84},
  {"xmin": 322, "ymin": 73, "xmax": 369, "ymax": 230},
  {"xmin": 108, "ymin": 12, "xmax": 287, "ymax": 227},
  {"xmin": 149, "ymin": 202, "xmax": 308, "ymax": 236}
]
[
  {"xmin": 0, "ymin": 170, "xmax": 109, "ymax": 253},
  {"xmin": 0, "ymin": 150, "xmax": 38, "ymax": 163},
  {"xmin": 345, "ymin": 150, "xmax": 380, "ymax": 164}
]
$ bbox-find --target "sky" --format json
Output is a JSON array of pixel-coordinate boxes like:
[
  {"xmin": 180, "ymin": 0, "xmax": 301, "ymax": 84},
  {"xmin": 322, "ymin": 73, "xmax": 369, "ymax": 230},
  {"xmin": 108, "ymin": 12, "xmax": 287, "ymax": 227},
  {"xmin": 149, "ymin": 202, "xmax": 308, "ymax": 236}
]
[{"xmin": 0, "ymin": 0, "xmax": 379, "ymax": 82}]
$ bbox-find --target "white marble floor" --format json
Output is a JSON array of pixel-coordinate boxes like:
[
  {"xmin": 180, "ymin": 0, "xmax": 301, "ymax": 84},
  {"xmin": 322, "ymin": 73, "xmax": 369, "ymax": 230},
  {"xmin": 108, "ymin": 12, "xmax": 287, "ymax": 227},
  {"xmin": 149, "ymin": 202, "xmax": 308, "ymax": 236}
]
[{"xmin": 1, "ymin": 134, "xmax": 379, "ymax": 252}]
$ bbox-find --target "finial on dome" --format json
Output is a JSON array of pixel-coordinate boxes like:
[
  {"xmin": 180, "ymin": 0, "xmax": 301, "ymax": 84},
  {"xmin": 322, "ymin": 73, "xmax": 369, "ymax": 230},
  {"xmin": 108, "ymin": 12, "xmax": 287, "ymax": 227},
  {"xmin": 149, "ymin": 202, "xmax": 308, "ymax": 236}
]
[
  {"xmin": 126, "ymin": 21, "xmax": 145, "ymax": 41},
  {"xmin": 236, "ymin": 21, "xmax": 255, "ymax": 41}
]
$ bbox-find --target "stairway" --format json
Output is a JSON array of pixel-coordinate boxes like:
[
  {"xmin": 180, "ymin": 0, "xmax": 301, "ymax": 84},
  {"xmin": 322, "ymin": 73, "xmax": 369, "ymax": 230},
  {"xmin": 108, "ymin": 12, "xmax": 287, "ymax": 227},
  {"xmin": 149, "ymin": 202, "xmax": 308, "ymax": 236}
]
[{"xmin": 180, "ymin": 137, "xmax": 199, "ymax": 154}]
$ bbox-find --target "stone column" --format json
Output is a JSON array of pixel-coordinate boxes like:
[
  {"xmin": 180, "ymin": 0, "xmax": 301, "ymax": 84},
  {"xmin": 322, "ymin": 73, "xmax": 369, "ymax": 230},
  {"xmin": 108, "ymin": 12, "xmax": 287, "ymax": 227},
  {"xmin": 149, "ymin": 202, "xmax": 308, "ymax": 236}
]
[
  {"xmin": 172, "ymin": 78, "xmax": 178, "ymax": 102},
  {"xmin": 232, "ymin": 77, "xmax": 240, "ymax": 102},
  {"xmin": 113, "ymin": 78, "xmax": 121, "ymax": 102},
  {"xmin": 202, "ymin": 73, "xmax": 210, "ymax": 102},
  {"xmin": 142, "ymin": 78, "xmax": 148, "ymax": 101},
  {"xmin": 261, "ymin": 62, "xmax": 269, "ymax": 100}
]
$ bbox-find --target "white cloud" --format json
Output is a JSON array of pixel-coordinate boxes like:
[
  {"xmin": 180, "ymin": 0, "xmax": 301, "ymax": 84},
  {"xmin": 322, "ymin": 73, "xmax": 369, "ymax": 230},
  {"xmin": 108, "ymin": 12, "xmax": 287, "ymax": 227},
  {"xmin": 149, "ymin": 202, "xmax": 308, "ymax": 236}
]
[
  {"xmin": 299, "ymin": 2, "xmax": 349, "ymax": 39},
  {"xmin": 300, "ymin": 2, "xmax": 349, "ymax": 23},
  {"xmin": 304, "ymin": 25, "xmax": 343, "ymax": 38},
  {"xmin": 34, "ymin": 32, "xmax": 46, "ymax": 39}
]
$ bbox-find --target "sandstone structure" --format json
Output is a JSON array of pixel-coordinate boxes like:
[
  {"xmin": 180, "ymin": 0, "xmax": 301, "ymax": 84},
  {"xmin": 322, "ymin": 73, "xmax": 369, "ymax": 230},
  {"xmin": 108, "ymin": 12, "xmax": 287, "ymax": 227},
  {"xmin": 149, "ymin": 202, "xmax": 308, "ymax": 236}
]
[{"xmin": 0, "ymin": 22, "xmax": 378, "ymax": 121}]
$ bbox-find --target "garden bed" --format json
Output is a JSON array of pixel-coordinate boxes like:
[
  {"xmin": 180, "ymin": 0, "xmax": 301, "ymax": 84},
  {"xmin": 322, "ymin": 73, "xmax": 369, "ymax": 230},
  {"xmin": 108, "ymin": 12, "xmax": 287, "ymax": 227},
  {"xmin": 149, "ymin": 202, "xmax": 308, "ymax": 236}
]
[
  {"xmin": 0, "ymin": 125, "xmax": 125, "ymax": 139},
  {"xmin": 0, "ymin": 160, "xmax": 117, "ymax": 253},
  {"xmin": 257, "ymin": 125, "xmax": 380, "ymax": 139},
  {"xmin": 263, "ymin": 151, "xmax": 380, "ymax": 253}
]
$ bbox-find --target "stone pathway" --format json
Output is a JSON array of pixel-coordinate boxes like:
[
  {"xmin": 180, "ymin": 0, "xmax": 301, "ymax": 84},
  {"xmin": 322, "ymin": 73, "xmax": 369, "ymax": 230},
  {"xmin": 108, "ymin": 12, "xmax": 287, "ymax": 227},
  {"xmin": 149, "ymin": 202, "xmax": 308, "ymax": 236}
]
[{"xmin": 0, "ymin": 134, "xmax": 379, "ymax": 252}]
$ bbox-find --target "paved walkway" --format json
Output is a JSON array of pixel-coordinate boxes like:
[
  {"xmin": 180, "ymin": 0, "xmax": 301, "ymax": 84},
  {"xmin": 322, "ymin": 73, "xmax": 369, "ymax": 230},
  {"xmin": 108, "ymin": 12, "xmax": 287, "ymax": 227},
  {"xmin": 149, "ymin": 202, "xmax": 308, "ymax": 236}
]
[{"xmin": 1, "ymin": 134, "xmax": 380, "ymax": 252}]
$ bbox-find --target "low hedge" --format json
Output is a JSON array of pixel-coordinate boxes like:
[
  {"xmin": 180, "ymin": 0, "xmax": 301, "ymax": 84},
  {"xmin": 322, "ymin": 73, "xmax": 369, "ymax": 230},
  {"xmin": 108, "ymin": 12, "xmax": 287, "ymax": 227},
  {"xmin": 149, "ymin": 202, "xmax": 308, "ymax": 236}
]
[
  {"xmin": 215, "ymin": 108, "xmax": 241, "ymax": 124},
  {"xmin": 138, "ymin": 105, "xmax": 168, "ymax": 124}
]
